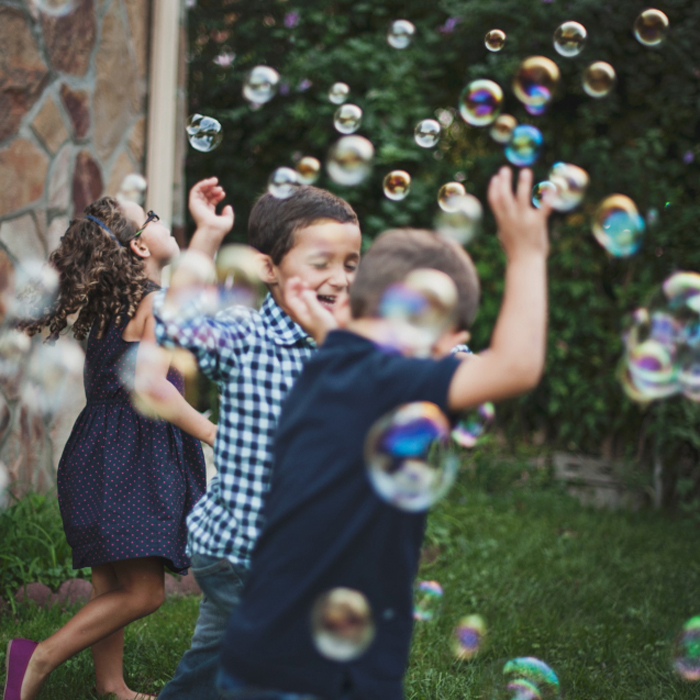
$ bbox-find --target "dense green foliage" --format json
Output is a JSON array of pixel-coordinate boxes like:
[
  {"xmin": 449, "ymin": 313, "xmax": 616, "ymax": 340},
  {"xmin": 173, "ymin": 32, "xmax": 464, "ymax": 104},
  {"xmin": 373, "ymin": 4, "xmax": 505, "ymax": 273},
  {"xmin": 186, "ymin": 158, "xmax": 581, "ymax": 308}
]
[
  {"xmin": 2, "ymin": 474, "xmax": 699, "ymax": 698},
  {"xmin": 185, "ymin": 0, "xmax": 700, "ymax": 500}
]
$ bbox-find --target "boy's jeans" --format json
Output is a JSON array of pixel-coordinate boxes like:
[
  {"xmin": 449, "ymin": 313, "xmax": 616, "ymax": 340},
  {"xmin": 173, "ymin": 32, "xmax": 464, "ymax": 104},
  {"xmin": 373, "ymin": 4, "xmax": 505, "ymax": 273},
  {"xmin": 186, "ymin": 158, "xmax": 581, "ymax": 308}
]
[{"xmin": 157, "ymin": 553, "xmax": 249, "ymax": 700}]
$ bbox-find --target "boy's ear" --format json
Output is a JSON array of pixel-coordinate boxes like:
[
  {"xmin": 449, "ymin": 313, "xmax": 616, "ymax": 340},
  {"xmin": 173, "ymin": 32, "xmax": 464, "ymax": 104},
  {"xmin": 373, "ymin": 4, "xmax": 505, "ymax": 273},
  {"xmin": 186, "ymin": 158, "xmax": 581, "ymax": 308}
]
[
  {"xmin": 257, "ymin": 253, "xmax": 278, "ymax": 285},
  {"xmin": 129, "ymin": 237, "xmax": 151, "ymax": 259}
]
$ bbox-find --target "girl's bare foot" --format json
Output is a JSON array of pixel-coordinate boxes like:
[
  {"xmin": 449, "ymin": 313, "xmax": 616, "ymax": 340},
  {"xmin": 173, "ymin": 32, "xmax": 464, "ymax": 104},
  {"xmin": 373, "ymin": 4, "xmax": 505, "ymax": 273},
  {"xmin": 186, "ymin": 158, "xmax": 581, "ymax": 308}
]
[{"xmin": 95, "ymin": 687, "xmax": 156, "ymax": 700}]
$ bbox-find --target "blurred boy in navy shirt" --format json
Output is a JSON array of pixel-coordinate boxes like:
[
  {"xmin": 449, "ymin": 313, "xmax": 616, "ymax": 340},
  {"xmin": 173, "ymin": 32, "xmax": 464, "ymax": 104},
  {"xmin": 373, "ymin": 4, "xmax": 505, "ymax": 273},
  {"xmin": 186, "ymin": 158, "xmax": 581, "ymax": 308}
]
[{"xmin": 217, "ymin": 167, "xmax": 552, "ymax": 700}]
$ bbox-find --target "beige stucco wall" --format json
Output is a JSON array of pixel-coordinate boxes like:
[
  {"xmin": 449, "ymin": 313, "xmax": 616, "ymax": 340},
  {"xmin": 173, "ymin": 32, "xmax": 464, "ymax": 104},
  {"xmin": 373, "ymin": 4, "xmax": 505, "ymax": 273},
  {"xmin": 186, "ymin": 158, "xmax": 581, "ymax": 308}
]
[{"xmin": 0, "ymin": 0, "xmax": 187, "ymax": 494}]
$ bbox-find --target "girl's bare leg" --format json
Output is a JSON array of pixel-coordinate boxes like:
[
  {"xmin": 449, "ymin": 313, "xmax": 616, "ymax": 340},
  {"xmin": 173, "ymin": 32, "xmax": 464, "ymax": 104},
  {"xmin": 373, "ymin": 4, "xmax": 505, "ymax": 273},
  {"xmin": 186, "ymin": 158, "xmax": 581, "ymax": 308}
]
[
  {"xmin": 91, "ymin": 564, "xmax": 159, "ymax": 700},
  {"xmin": 19, "ymin": 557, "xmax": 165, "ymax": 700}
]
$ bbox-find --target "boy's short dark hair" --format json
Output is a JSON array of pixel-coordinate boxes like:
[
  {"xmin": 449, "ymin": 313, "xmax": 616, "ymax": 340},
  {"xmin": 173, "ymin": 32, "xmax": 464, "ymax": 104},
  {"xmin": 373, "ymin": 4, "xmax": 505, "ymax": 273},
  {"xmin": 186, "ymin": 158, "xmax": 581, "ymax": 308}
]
[
  {"xmin": 349, "ymin": 229, "xmax": 481, "ymax": 331},
  {"xmin": 248, "ymin": 186, "xmax": 358, "ymax": 265}
]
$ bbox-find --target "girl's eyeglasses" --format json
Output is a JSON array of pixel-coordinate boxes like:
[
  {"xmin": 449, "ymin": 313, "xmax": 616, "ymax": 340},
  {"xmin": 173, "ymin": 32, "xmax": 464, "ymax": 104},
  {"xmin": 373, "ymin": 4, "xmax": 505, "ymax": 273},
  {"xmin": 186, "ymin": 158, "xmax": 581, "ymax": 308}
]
[{"xmin": 133, "ymin": 211, "xmax": 160, "ymax": 238}]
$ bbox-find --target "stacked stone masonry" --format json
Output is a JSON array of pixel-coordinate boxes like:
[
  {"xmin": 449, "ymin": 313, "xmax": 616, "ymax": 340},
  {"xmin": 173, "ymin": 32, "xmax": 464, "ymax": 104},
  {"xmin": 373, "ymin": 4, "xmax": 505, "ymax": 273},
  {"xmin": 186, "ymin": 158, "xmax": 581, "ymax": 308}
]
[{"xmin": 0, "ymin": 0, "xmax": 153, "ymax": 495}]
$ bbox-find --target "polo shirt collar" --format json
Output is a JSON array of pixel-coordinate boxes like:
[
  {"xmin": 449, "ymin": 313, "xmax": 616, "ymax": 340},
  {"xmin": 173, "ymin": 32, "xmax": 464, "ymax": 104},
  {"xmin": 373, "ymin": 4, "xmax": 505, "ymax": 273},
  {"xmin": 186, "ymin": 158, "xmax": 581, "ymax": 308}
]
[{"xmin": 261, "ymin": 293, "xmax": 310, "ymax": 346}]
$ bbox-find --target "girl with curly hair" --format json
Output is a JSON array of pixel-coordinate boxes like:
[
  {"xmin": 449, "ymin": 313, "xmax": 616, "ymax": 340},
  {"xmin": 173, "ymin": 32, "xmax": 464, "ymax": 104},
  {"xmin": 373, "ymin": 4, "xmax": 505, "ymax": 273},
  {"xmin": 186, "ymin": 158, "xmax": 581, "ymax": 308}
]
[{"xmin": 5, "ymin": 178, "xmax": 234, "ymax": 700}]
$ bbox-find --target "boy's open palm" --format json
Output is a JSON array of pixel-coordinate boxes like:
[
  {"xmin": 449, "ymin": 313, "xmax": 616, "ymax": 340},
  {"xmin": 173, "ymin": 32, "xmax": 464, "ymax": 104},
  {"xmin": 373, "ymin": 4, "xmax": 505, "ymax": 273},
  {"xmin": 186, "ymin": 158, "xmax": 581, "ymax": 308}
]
[
  {"xmin": 189, "ymin": 177, "xmax": 234, "ymax": 243},
  {"xmin": 488, "ymin": 167, "xmax": 551, "ymax": 260}
]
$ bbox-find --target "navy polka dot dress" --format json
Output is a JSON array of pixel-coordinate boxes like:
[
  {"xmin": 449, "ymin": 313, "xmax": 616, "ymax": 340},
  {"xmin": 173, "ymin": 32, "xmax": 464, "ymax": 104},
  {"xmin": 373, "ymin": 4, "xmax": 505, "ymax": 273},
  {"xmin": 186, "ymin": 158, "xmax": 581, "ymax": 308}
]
[{"xmin": 57, "ymin": 297, "xmax": 206, "ymax": 574}]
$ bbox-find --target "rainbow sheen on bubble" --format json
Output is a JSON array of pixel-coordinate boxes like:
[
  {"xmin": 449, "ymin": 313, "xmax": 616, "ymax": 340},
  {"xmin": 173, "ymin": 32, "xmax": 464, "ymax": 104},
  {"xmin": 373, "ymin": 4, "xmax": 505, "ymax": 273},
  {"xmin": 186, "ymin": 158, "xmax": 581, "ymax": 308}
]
[
  {"xmin": 311, "ymin": 588, "xmax": 375, "ymax": 662},
  {"xmin": 434, "ymin": 194, "xmax": 483, "ymax": 246},
  {"xmin": 459, "ymin": 80, "xmax": 504, "ymax": 127},
  {"xmin": 326, "ymin": 135, "xmax": 374, "ymax": 186},
  {"xmin": 186, "ymin": 114, "xmax": 223, "ymax": 152},
  {"xmin": 532, "ymin": 181, "xmax": 556, "ymax": 209},
  {"xmin": 413, "ymin": 580, "xmax": 443, "ymax": 621},
  {"xmin": 268, "ymin": 167, "xmax": 299, "ymax": 199},
  {"xmin": 414, "ymin": 119, "xmax": 441, "ymax": 148},
  {"xmin": 328, "ymin": 82, "xmax": 350, "ymax": 105},
  {"xmin": 673, "ymin": 616, "xmax": 700, "ymax": 681},
  {"xmin": 513, "ymin": 56, "xmax": 560, "ymax": 109},
  {"xmin": 553, "ymin": 21, "xmax": 587, "ymax": 57},
  {"xmin": 452, "ymin": 403, "xmax": 495, "ymax": 448},
  {"xmin": 243, "ymin": 65, "xmax": 280, "ymax": 105},
  {"xmin": 383, "ymin": 170, "xmax": 411, "ymax": 201},
  {"xmin": 365, "ymin": 401, "xmax": 458, "ymax": 511},
  {"xmin": 505, "ymin": 125, "xmax": 543, "ymax": 167},
  {"xmin": 333, "ymin": 103, "xmax": 363, "ymax": 134},
  {"xmin": 592, "ymin": 194, "xmax": 645, "ymax": 257},
  {"xmin": 490, "ymin": 114, "xmax": 517, "ymax": 144},
  {"xmin": 485, "ymin": 29, "xmax": 506, "ymax": 52},
  {"xmin": 295, "ymin": 156, "xmax": 321, "ymax": 184},
  {"xmin": 502, "ymin": 657, "xmax": 561, "ymax": 700},
  {"xmin": 548, "ymin": 163, "xmax": 589, "ymax": 212},
  {"xmin": 634, "ymin": 9, "xmax": 669, "ymax": 47},
  {"xmin": 387, "ymin": 19, "xmax": 415, "ymax": 49},
  {"xmin": 453, "ymin": 615, "xmax": 486, "ymax": 661},
  {"xmin": 583, "ymin": 61, "xmax": 616, "ymax": 98}
]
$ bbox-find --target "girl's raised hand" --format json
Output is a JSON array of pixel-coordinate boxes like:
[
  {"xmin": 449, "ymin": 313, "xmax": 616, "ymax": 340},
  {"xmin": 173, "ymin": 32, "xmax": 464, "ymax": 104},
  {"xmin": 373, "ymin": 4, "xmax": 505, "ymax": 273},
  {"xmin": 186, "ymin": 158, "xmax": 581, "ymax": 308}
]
[{"xmin": 188, "ymin": 177, "xmax": 235, "ymax": 257}]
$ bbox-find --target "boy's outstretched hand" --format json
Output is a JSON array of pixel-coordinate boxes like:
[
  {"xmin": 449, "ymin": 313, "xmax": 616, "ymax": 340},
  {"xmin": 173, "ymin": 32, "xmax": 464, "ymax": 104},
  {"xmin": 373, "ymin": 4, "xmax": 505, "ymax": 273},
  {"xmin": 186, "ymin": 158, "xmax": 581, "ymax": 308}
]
[
  {"xmin": 282, "ymin": 277, "xmax": 347, "ymax": 346},
  {"xmin": 488, "ymin": 167, "xmax": 551, "ymax": 261},
  {"xmin": 188, "ymin": 177, "xmax": 235, "ymax": 258}
]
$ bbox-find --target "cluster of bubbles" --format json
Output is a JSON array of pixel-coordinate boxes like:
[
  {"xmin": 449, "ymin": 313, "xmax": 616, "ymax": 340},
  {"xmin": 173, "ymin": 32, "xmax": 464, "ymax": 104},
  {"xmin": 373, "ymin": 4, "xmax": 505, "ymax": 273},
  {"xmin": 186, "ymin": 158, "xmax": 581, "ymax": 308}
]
[
  {"xmin": 311, "ymin": 587, "xmax": 375, "ymax": 661},
  {"xmin": 620, "ymin": 272, "xmax": 700, "ymax": 403},
  {"xmin": 36, "ymin": 0, "xmax": 77, "ymax": 17}
]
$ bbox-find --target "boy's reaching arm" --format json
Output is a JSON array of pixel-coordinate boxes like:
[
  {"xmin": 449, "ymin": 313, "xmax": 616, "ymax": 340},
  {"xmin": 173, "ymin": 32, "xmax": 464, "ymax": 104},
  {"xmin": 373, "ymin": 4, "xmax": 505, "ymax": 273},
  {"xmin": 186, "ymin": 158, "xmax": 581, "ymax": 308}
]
[{"xmin": 448, "ymin": 167, "xmax": 551, "ymax": 411}]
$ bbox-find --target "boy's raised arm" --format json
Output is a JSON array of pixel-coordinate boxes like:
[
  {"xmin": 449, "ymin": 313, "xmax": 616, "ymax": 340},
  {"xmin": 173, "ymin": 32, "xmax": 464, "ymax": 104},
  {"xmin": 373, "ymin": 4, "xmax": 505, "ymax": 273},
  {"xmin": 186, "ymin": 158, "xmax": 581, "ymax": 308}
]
[
  {"xmin": 186, "ymin": 176, "xmax": 235, "ymax": 258},
  {"xmin": 448, "ymin": 167, "xmax": 551, "ymax": 411}
]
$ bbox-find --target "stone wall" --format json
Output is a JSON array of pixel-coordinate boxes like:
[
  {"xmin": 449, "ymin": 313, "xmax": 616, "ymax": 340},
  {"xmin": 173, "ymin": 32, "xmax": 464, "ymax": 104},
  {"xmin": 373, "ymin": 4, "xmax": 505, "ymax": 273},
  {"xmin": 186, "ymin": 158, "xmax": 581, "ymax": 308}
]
[{"xmin": 0, "ymin": 0, "xmax": 154, "ymax": 494}]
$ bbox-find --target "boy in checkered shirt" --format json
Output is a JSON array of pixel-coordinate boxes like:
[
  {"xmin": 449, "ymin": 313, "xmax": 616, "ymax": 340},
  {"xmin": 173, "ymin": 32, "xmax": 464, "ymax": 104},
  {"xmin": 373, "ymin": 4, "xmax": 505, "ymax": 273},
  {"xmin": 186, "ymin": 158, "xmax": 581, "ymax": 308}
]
[{"xmin": 153, "ymin": 178, "xmax": 362, "ymax": 700}]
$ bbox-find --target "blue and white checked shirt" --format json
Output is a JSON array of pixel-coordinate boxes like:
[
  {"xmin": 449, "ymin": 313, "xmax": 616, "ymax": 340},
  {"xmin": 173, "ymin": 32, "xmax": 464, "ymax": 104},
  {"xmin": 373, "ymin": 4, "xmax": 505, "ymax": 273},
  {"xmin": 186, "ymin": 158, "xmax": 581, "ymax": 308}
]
[{"xmin": 153, "ymin": 293, "xmax": 316, "ymax": 567}]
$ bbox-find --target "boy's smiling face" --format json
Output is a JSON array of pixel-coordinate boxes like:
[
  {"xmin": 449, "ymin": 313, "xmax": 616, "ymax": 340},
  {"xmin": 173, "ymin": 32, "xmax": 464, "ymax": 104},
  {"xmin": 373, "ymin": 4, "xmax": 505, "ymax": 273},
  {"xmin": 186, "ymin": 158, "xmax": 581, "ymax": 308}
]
[{"xmin": 261, "ymin": 217, "xmax": 362, "ymax": 313}]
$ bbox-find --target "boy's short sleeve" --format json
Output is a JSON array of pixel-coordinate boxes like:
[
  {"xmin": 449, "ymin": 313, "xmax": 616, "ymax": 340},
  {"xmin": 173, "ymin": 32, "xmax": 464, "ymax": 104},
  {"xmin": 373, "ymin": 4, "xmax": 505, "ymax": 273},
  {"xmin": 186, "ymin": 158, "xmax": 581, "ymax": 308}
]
[{"xmin": 152, "ymin": 289, "xmax": 250, "ymax": 383}]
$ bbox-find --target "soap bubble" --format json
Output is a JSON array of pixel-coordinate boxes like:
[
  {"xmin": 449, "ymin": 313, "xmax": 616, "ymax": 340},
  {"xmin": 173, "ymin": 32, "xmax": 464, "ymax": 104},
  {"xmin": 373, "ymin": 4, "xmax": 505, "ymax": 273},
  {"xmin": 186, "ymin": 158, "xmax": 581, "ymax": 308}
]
[
  {"xmin": 216, "ymin": 244, "xmax": 266, "ymax": 311},
  {"xmin": 582, "ymin": 61, "xmax": 616, "ymax": 98},
  {"xmin": 311, "ymin": 588, "xmax": 375, "ymax": 661},
  {"xmin": 485, "ymin": 29, "xmax": 506, "ymax": 52},
  {"xmin": 414, "ymin": 119, "xmax": 441, "ymax": 148},
  {"xmin": 592, "ymin": 194, "xmax": 645, "ymax": 257},
  {"xmin": 22, "ymin": 338, "xmax": 84, "ymax": 417},
  {"xmin": 387, "ymin": 19, "xmax": 415, "ymax": 49},
  {"xmin": 634, "ymin": 9, "xmax": 669, "ymax": 47},
  {"xmin": 328, "ymin": 82, "xmax": 350, "ymax": 105},
  {"xmin": 435, "ymin": 195, "xmax": 483, "ymax": 246},
  {"xmin": 452, "ymin": 403, "xmax": 495, "ymax": 448},
  {"xmin": 365, "ymin": 401, "xmax": 459, "ymax": 511},
  {"xmin": 243, "ymin": 65, "xmax": 280, "ymax": 105},
  {"xmin": 117, "ymin": 174, "xmax": 147, "ymax": 205},
  {"xmin": 547, "ymin": 162, "xmax": 589, "ymax": 212},
  {"xmin": 532, "ymin": 181, "xmax": 557, "ymax": 209},
  {"xmin": 505, "ymin": 125, "xmax": 543, "ymax": 167},
  {"xmin": 438, "ymin": 182, "xmax": 467, "ymax": 212},
  {"xmin": 413, "ymin": 580, "xmax": 443, "ymax": 621},
  {"xmin": 333, "ymin": 104, "xmax": 363, "ymax": 134},
  {"xmin": 513, "ymin": 56, "xmax": 560, "ymax": 109},
  {"xmin": 453, "ymin": 615, "xmax": 486, "ymax": 661},
  {"xmin": 186, "ymin": 114, "xmax": 223, "ymax": 152},
  {"xmin": 490, "ymin": 114, "xmax": 517, "ymax": 144},
  {"xmin": 36, "ymin": 0, "xmax": 77, "ymax": 16},
  {"xmin": 459, "ymin": 80, "xmax": 503, "ymax": 127},
  {"xmin": 501, "ymin": 658, "xmax": 561, "ymax": 700},
  {"xmin": 268, "ymin": 167, "xmax": 299, "ymax": 199},
  {"xmin": 553, "ymin": 21, "xmax": 587, "ymax": 57},
  {"xmin": 326, "ymin": 135, "xmax": 374, "ymax": 186},
  {"xmin": 673, "ymin": 617, "xmax": 700, "ymax": 681},
  {"xmin": 295, "ymin": 156, "xmax": 321, "ymax": 185},
  {"xmin": 383, "ymin": 171, "xmax": 411, "ymax": 201},
  {"xmin": 5, "ymin": 259, "xmax": 59, "ymax": 322}
]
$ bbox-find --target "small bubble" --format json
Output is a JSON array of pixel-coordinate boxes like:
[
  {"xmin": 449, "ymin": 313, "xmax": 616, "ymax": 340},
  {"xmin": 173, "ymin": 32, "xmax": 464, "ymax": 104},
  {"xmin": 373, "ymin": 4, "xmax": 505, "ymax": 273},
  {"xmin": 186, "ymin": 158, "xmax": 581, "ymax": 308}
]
[
  {"xmin": 326, "ymin": 135, "xmax": 374, "ymax": 186},
  {"xmin": 333, "ymin": 103, "xmax": 363, "ymax": 134},
  {"xmin": 295, "ymin": 156, "xmax": 321, "ymax": 185},
  {"xmin": 414, "ymin": 119, "xmax": 441, "ymax": 148},
  {"xmin": 453, "ymin": 615, "xmax": 486, "ymax": 661},
  {"xmin": 547, "ymin": 162, "xmax": 589, "ymax": 211},
  {"xmin": 387, "ymin": 19, "xmax": 416, "ymax": 49},
  {"xmin": 504, "ymin": 125, "xmax": 543, "ymax": 167},
  {"xmin": 382, "ymin": 170, "xmax": 411, "ymax": 201},
  {"xmin": 513, "ymin": 56, "xmax": 560, "ymax": 109},
  {"xmin": 413, "ymin": 581, "xmax": 443, "ymax": 621},
  {"xmin": 452, "ymin": 403, "xmax": 495, "ymax": 447},
  {"xmin": 582, "ymin": 61, "xmax": 616, "ymax": 98},
  {"xmin": 328, "ymin": 82, "xmax": 350, "ymax": 105},
  {"xmin": 243, "ymin": 65, "xmax": 280, "ymax": 105},
  {"xmin": 485, "ymin": 29, "xmax": 506, "ymax": 52},
  {"xmin": 268, "ymin": 167, "xmax": 299, "ymax": 199},
  {"xmin": 490, "ymin": 114, "xmax": 517, "ymax": 144},
  {"xmin": 186, "ymin": 114, "xmax": 223, "ymax": 152},
  {"xmin": 459, "ymin": 79, "xmax": 503, "ymax": 127},
  {"xmin": 437, "ymin": 182, "xmax": 467, "ymax": 212},
  {"xmin": 592, "ymin": 194, "xmax": 645, "ymax": 257},
  {"xmin": 634, "ymin": 9, "xmax": 669, "ymax": 47},
  {"xmin": 553, "ymin": 21, "xmax": 587, "ymax": 57}
]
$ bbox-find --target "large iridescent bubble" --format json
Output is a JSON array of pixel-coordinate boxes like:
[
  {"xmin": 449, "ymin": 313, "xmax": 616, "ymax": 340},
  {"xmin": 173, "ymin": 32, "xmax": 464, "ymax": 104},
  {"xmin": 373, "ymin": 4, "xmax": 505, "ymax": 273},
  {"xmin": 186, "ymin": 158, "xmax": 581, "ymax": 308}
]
[
  {"xmin": 547, "ymin": 162, "xmax": 589, "ymax": 212},
  {"xmin": 505, "ymin": 125, "xmax": 543, "ymax": 167},
  {"xmin": 459, "ymin": 80, "xmax": 503, "ymax": 127},
  {"xmin": 513, "ymin": 56, "xmax": 560, "ymax": 110},
  {"xmin": 591, "ymin": 194, "xmax": 645, "ymax": 257},
  {"xmin": 634, "ymin": 9, "xmax": 669, "ymax": 47},
  {"xmin": 365, "ymin": 402, "xmax": 458, "ymax": 511},
  {"xmin": 553, "ymin": 21, "xmax": 587, "ymax": 57}
]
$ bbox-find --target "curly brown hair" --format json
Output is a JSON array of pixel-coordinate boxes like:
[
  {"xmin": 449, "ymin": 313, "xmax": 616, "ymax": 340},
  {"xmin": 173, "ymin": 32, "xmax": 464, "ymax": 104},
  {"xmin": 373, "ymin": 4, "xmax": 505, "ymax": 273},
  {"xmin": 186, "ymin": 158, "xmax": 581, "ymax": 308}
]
[{"xmin": 19, "ymin": 197, "xmax": 151, "ymax": 341}]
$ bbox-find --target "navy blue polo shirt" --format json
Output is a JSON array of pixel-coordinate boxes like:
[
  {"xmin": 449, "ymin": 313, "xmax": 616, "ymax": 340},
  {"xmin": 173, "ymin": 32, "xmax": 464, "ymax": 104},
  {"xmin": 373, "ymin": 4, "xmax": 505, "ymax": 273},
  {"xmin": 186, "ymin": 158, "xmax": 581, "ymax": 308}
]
[{"xmin": 219, "ymin": 329, "xmax": 461, "ymax": 700}]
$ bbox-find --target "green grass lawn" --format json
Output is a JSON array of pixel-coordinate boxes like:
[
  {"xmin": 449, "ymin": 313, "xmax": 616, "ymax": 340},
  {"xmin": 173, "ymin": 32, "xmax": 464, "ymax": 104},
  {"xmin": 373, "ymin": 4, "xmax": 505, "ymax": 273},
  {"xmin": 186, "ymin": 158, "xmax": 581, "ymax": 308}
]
[{"xmin": 1, "ymin": 465, "xmax": 699, "ymax": 699}]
